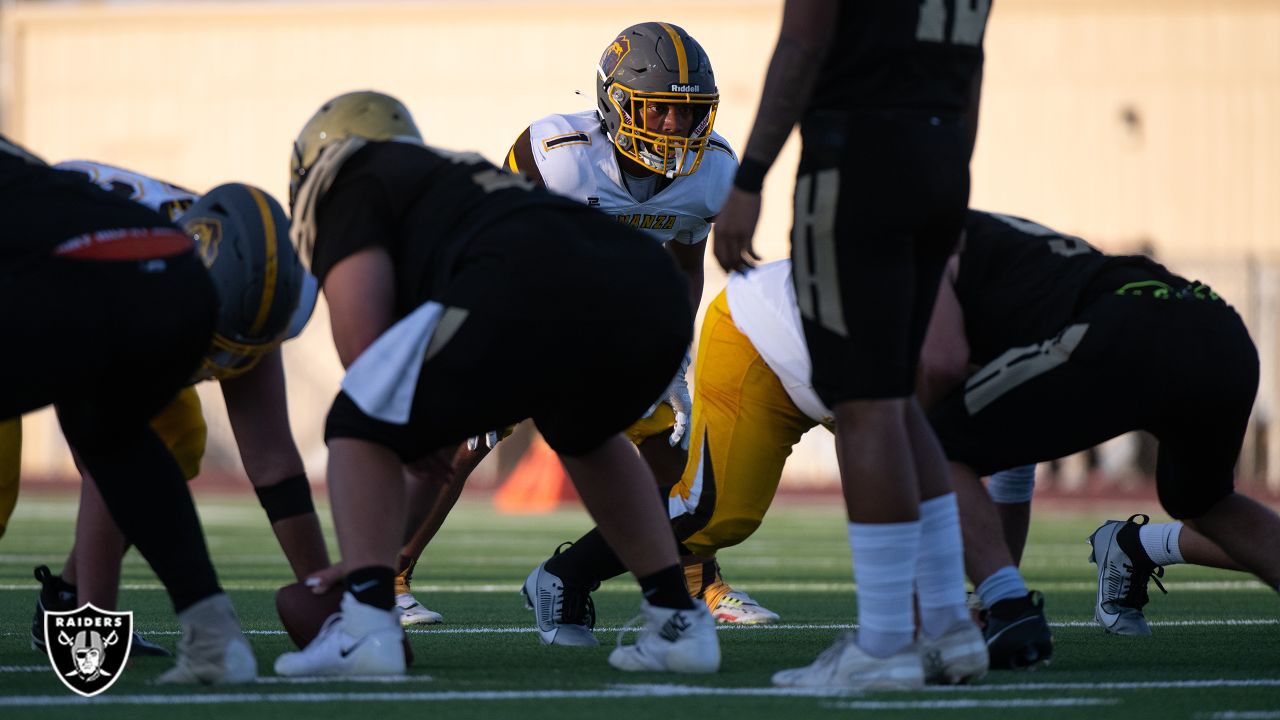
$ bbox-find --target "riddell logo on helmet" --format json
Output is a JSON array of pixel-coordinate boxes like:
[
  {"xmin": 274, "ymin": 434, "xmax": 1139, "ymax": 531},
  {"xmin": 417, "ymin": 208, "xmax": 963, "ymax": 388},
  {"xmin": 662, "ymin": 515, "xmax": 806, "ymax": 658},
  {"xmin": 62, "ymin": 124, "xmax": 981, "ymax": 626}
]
[{"xmin": 669, "ymin": 84, "xmax": 701, "ymax": 93}]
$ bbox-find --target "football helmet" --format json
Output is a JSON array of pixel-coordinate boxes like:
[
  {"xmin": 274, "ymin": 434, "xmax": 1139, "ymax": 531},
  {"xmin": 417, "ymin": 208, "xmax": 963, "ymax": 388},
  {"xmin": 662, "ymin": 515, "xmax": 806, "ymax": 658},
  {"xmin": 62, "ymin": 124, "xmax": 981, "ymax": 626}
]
[
  {"xmin": 596, "ymin": 22, "xmax": 718, "ymax": 178},
  {"xmin": 289, "ymin": 91, "xmax": 422, "ymax": 207},
  {"xmin": 179, "ymin": 183, "xmax": 304, "ymax": 381}
]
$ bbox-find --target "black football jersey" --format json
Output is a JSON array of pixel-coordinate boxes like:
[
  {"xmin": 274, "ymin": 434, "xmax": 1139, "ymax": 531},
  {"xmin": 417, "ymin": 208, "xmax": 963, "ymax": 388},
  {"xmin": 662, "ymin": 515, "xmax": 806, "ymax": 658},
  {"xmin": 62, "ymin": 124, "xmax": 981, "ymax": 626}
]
[
  {"xmin": 955, "ymin": 210, "xmax": 1174, "ymax": 363},
  {"xmin": 809, "ymin": 1, "xmax": 990, "ymax": 114},
  {"xmin": 1, "ymin": 141, "xmax": 174, "ymax": 259},
  {"xmin": 309, "ymin": 141, "xmax": 591, "ymax": 318}
]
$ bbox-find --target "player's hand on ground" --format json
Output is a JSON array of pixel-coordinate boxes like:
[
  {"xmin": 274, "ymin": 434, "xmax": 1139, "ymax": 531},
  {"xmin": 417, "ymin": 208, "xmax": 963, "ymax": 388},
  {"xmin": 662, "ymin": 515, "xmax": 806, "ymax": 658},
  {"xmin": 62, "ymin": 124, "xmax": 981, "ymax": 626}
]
[{"xmin": 713, "ymin": 188, "xmax": 763, "ymax": 273}]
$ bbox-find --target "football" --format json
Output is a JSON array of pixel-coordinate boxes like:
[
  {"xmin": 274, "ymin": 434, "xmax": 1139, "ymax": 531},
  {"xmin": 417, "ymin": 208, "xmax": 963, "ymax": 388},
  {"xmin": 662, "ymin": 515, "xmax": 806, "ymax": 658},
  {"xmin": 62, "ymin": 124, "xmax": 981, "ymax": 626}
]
[
  {"xmin": 275, "ymin": 581, "xmax": 415, "ymax": 667},
  {"xmin": 275, "ymin": 580, "xmax": 343, "ymax": 649}
]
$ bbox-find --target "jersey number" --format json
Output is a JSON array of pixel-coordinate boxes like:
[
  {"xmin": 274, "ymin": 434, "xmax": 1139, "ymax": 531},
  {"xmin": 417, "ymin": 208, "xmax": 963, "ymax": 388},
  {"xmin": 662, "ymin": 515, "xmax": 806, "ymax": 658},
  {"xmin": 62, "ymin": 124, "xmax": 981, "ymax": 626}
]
[{"xmin": 916, "ymin": 0, "xmax": 990, "ymax": 46}]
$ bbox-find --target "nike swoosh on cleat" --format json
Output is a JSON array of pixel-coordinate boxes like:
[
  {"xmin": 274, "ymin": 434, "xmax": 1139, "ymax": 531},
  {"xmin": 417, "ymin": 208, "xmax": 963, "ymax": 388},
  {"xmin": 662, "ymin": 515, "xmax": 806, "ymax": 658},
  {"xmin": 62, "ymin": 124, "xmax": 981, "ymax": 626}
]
[
  {"xmin": 339, "ymin": 637, "xmax": 368, "ymax": 658},
  {"xmin": 350, "ymin": 580, "xmax": 378, "ymax": 593}
]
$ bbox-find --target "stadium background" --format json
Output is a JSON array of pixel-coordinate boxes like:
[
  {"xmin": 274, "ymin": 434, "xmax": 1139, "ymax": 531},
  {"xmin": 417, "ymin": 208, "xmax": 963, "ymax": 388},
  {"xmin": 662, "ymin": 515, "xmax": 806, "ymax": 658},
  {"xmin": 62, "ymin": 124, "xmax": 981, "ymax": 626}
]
[{"xmin": 3, "ymin": 0, "xmax": 1279, "ymax": 497}]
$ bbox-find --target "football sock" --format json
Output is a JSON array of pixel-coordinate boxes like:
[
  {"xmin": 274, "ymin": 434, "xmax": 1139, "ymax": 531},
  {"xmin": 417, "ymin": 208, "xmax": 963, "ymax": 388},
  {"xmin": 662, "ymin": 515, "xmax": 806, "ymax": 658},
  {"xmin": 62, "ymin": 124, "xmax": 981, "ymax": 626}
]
[
  {"xmin": 544, "ymin": 529, "xmax": 625, "ymax": 589},
  {"xmin": 638, "ymin": 564, "xmax": 696, "ymax": 610},
  {"xmin": 849, "ymin": 520, "xmax": 920, "ymax": 657},
  {"xmin": 1139, "ymin": 522, "xmax": 1185, "ymax": 566},
  {"xmin": 346, "ymin": 566, "xmax": 396, "ymax": 611},
  {"xmin": 976, "ymin": 565, "xmax": 1030, "ymax": 609},
  {"xmin": 915, "ymin": 494, "xmax": 970, "ymax": 638}
]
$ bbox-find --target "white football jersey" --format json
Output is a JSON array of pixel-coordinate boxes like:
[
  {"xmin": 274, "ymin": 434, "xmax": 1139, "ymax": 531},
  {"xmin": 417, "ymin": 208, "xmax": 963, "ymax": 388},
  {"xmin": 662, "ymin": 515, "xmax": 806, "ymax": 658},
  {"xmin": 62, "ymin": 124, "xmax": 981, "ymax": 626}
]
[
  {"xmin": 524, "ymin": 110, "xmax": 737, "ymax": 245},
  {"xmin": 54, "ymin": 160, "xmax": 316, "ymax": 341},
  {"xmin": 726, "ymin": 260, "xmax": 834, "ymax": 425},
  {"xmin": 55, "ymin": 160, "xmax": 198, "ymax": 221}
]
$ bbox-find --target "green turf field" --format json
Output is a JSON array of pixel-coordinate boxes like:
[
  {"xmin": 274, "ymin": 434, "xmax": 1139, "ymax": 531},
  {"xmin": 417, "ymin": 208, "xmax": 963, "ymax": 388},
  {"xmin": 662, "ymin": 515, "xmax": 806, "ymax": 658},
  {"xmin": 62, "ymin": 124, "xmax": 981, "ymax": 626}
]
[{"xmin": 1, "ymin": 492, "xmax": 1277, "ymax": 719}]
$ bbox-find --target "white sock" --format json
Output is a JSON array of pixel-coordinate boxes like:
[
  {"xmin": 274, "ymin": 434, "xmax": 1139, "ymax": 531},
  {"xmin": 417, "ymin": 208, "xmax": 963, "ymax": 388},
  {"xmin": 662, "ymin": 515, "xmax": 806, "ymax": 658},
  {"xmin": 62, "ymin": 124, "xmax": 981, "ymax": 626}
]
[
  {"xmin": 848, "ymin": 520, "xmax": 920, "ymax": 657},
  {"xmin": 976, "ymin": 565, "xmax": 1029, "ymax": 609},
  {"xmin": 1139, "ymin": 522, "xmax": 1185, "ymax": 566},
  {"xmin": 915, "ymin": 494, "xmax": 970, "ymax": 637}
]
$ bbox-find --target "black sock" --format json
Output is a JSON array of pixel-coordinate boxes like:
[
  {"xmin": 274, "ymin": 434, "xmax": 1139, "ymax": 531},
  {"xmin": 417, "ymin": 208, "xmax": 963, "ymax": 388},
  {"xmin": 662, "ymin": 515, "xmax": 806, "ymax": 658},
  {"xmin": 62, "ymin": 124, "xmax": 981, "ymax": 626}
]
[
  {"xmin": 639, "ymin": 564, "xmax": 696, "ymax": 610},
  {"xmin": 544, "ymin": 530, "xmax": 625, "ymax": 588},
  {"xmin": 346, "ymin": 566, "xmax": 396, "ymax": 611}
]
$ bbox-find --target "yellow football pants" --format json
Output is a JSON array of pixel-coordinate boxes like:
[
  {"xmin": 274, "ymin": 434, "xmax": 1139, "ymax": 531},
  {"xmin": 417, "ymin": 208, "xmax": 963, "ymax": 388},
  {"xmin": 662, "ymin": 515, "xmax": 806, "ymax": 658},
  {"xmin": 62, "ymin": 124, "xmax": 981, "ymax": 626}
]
[
  {"xmin": 0, "ymin": 417, "xmax": 20, "ymax": 539},
  {"xmin": 0, "ymin": 387, "xmax": 206, "ymax": 539},
  {"xmin": 669, "ymin": 291, "xmax": 818, "ymax": 558},
  {"xmin": 625, "ymin": 402, "xmax": 676, "ymax": 445}
]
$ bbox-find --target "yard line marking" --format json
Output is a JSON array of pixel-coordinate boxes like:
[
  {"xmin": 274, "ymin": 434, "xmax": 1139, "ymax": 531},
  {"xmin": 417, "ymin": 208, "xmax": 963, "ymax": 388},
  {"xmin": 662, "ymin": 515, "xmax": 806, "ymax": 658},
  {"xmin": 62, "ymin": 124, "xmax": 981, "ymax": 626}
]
[
  {"xmin": 3, "ymin": 618, "xmax": 1277, "ymax": 642},
  {"xmin": 828, "ymin": 698, "xmax": 1120, "ymax": 710},
  {"xmin": 1, "ymin": 679, "xmax": 1279, "ymax": 707},
  {"xmin": 1204, "ymin": 713, "xmax": 1280, "ymax": 719},
  {"xmin": 1, "ymin": 580, "xmax": 1272, "ymax": 593},
  {"xmin": 0, "ymin": 665, "xmax": 47, "ymax": 673},
  {"xmin": 253, "ymin": 675, "xmax": 435, "ymax": 685}
]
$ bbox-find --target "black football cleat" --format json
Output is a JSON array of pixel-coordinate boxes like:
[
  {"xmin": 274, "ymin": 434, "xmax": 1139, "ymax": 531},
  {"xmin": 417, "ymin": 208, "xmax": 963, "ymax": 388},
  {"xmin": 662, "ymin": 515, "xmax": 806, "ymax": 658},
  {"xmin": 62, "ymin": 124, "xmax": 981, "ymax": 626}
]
[{"xmin": 984, "ymin": 590, "xmax": 1054, "ymax": 669}]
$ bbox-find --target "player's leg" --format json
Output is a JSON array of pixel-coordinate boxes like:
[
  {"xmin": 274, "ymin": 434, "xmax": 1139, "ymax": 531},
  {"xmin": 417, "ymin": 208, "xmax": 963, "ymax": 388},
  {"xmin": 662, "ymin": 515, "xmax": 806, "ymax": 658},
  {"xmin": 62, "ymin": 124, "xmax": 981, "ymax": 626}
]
[
  {"xmin": 393, "ymin": 441, "xmax": 484, "ymax": 626},
  {"xmin": 0, "ymin": 417, "xmax": 19, "ymax": 540},
  {"xmin": 672, "ymin": 290, "xmax": 814, "ymax": 624}
]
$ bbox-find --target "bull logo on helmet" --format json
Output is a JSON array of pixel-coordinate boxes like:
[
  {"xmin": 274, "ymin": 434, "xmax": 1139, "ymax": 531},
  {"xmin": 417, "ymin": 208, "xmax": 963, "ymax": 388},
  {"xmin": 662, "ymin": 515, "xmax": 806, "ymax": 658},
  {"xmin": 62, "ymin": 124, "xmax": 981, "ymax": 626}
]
[{"xmin": 44, "ymin": 604, "xmax": 133, "ymax": 697}]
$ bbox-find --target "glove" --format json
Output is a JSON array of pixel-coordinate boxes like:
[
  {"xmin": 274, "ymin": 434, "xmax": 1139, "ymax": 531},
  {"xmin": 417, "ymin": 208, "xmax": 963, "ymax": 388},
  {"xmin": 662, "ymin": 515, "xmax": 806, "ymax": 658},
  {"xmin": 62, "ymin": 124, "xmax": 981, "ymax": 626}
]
[
  {"xmin": 663, "ymin": 352, "xmax": 693, "ymax": 450},
  {"xmin": 466, "ymin": 431, "xmax": 501, "ymax": 452}
]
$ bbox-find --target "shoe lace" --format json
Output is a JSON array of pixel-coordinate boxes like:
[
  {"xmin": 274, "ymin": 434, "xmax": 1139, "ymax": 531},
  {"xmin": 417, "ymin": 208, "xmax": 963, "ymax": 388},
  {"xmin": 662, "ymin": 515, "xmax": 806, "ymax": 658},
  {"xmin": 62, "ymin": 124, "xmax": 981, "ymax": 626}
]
[
  {"xmin": 1119, "ymin": 562, "xmax": 1166, "ymax": 609},
  {"xmin": 613, "ymin": 613, "xmax": 648, "ymax": 655},
  {"xmin": 559, "ymin": 585, "xmax": 597, "ymax": 629}
]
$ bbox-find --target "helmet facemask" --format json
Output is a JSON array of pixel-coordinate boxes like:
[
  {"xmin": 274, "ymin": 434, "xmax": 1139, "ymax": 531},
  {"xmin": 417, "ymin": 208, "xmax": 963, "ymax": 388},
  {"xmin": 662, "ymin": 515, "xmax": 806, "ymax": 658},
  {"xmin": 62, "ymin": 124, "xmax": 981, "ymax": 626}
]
[{"xmin": 604, "ymin": 82, "xmax": 718, "ymax": 178}]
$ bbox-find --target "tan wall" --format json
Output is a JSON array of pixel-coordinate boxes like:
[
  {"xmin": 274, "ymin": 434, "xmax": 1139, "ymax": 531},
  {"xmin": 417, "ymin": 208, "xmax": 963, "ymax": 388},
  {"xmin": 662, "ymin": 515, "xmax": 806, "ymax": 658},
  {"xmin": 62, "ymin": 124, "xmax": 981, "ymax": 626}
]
[{"xmin": 4, "ymin": 0, "xmax": 1278, "ymax": 484}]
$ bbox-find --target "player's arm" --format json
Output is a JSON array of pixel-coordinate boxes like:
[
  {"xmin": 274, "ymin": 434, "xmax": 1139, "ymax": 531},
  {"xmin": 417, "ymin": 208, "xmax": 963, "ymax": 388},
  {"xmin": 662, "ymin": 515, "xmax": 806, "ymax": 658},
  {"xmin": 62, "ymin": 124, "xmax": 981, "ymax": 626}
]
[
  {"xmin": 220, "ymin": 349, "xmax": 305, "ymax": 482},
  {"xmin": 323, "ymin": 247, "xmax": 397, "ymax": 368},
  {"xmin": 668, "ymin": 238, "xmax": 705, "ymax": 317},
  {"xmin": 502, "ymin": 127, "xmax": 546, "ymax": 188},
  {"xmin": 917, "ymin": 253, "xmax": 969, "ymax": 411}
]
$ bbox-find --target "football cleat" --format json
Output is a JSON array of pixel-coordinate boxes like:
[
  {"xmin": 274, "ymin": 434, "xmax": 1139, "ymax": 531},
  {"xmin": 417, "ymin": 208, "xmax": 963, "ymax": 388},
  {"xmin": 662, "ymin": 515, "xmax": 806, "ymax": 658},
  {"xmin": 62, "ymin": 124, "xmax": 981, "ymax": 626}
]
[
  {"xmin": 156, "ymin": 593, "xmax": 257, "ymax": 684},
  {"xmin": 395, "ymin": 593, "xmax": 444, "ymax": 626},
  {"xmin": 274, "ymin": 593, "xmax": 406, "ymax": 677},
  {"xmin": 772, "ymin": 633, "xmax": 924, "ymax": 690},
  {"xmin": 521, "ymin": 561, "xmax": 598, "ymax": 647},
  {"xmin": 31, "ymin": 565, "xmax": 175, "ymax": 658},
  {"xmin": 1088, "ymin": 514, "xmax": 1167, "ymax": 636},
  {"xmin": 984, "ymin": 591, "xmax": 1054, "ymax": 669},
  {"xmin": 919, "ymin": 621, "xmax": 989, "ymax": 685},
  {"xmin": 608, "ymin": 600, "xmax": 720, "ymax": 673},
  {"xmin": 709, "ymin": 589, "xmax": 781, "ymax": 625}
]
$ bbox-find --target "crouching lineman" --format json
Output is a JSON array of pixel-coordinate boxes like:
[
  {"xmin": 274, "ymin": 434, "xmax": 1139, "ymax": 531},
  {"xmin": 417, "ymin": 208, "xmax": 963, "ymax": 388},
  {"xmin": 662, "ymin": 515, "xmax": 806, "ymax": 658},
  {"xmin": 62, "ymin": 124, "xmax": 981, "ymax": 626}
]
[
  {"xmin": 919, "ymin": 211, "xmax": 1280, "ymax": 636},
  {"xmin": 0, "ymin": 137, "xmax": 254, "ymax": 684},
  {"xmin": 273, "ymin": 90, "xmax": 718, "ymax": 677},
  {"xmin": 25, "ymin": 164, "xmax": 328, "ymax": 660},
  {"xmin": 387, "ymin": 22, "xmax": 779, "ymax": 631}
]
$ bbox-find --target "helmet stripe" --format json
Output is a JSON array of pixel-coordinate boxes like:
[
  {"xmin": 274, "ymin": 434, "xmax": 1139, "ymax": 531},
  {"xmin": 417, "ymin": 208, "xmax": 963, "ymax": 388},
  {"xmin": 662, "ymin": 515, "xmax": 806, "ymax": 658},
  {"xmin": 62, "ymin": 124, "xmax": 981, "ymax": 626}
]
[
  {"xmin": 658, "ymin": 23, "xmax": 689, "ymax": 84},
  {"xmin": 246, "ymin": 185, "xmax": 279, "ymax": 337}
]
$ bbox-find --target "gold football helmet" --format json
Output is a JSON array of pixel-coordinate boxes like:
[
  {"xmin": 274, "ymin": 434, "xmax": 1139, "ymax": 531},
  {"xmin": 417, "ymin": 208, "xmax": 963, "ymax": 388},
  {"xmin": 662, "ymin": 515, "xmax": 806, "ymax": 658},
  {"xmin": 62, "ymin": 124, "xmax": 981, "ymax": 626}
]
[
  {"xmin": 289, "ymin": 91, "xmax": 422, "ymax": 206},
  {"xmin": 596, "ymin": 23, "xmax": 719, "ymax": 178}
]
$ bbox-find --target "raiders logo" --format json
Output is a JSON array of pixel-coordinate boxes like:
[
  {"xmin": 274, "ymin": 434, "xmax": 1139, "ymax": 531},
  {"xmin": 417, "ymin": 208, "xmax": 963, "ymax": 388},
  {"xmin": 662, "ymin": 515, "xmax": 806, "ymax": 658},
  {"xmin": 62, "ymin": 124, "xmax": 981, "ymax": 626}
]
[
  {"xmin": 44, "ymin": 604, "xmax": 133, "ymax": 697},
  {"xmin": 185, "ymin": 217, "xmax": 223, "ymax": 266}
]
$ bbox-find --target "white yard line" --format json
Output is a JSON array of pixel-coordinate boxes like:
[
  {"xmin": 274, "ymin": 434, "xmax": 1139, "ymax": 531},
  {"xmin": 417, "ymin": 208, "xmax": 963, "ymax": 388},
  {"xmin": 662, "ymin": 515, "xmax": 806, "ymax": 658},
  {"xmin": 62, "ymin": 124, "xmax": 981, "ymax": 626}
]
[{"xmin": 0, "ymin": 679, "xmax": 1278, "ymax": 707}]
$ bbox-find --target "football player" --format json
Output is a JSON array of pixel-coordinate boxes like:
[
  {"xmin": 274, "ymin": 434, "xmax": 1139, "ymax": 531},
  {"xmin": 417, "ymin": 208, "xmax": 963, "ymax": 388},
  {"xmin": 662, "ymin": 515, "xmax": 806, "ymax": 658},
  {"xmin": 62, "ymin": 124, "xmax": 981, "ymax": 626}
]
[
  {"xmin": 916, "ymin": 213, "xmax": 1280, "ymax": 638},
  {"xmin": 0, "ymin": 136, "xmax": 254, "ymax": 684},
  {"xmin": 389, "ymin": 22, "xmax": 779, "ymax": 631},
  {"xmin": 274, "ymin": 90, "xmax": 718, "ymax": 677},
  {"xmin": 20, "ymin": 163, "xmax": 329, "ymax": 661},
  {"xmin": 715, "ymin": 0, "xmax": 991, "ymax": 691}
]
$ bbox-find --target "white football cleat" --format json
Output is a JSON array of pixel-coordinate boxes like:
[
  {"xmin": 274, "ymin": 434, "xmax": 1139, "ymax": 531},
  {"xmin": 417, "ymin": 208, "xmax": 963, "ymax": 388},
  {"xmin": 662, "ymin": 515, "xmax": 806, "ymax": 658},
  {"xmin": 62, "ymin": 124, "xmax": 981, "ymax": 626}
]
[
  {"xmin": 608, "ymin": 601, "xmax": 720, "ymax": 673},
  {"xmin": 772, "ymin": 633, "xmax": 923, "ymax": 690},
  {"xmin": 396, "ymin": 593, "xmax": 444, "ymax": 626},
  {"xmin": 919, "ymin": 621, "xmax": 989, "ymax": 685},
  {"xmin": 709, "ymin": 590, "xmax": 781, "ymax": 625},
  {"xmin": 521, "ymin": 562, "xmax": 598, "ymax": 647},
  {"xmin": 274, "ymin": 593, "xmax": 406, "ymax": 677},
  {"xmin": 156, "ymin": 593, "xmax": 257, "ymax": 685}
]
